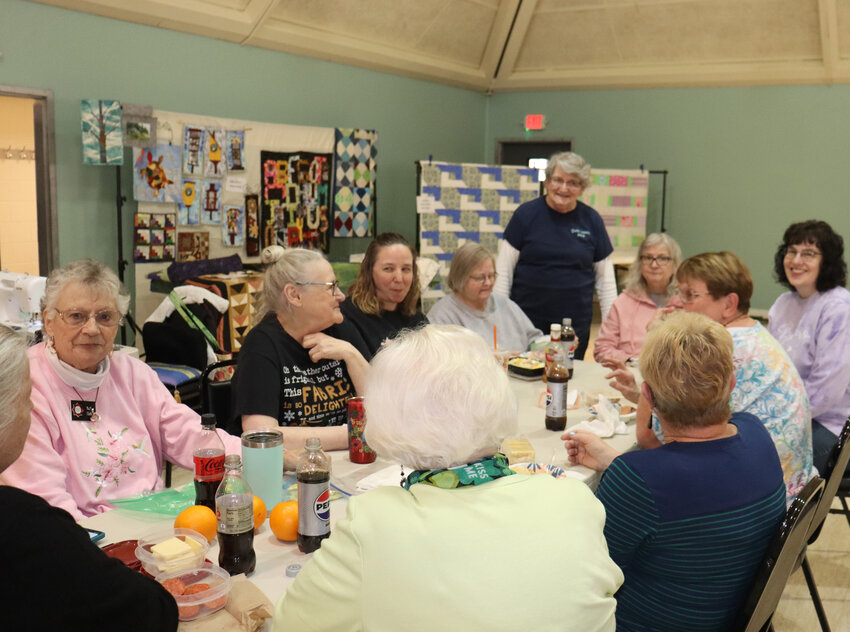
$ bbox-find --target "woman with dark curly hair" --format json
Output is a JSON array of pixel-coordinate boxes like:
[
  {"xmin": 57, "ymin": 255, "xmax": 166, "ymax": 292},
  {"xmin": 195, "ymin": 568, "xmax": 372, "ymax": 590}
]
[
  {"xmin": 341, "ymin": 233, "xmax": 428, "ymax": 354},
  {"xmin": 769, "ymin": 220, "xmax": 850, "ymax": 474}
]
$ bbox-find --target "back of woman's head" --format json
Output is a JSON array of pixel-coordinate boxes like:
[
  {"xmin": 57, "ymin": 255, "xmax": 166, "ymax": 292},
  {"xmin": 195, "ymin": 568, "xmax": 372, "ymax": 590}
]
[
  {"xmin": 624, "ymin": 232, "xmax": 682, "ymax": 295},
  {"xmin": 774, "ymin": 220, "xmax": 847, "ymax": 292},
  {"xmin": 349, "ymin": 233, "xmax": 421, "ymax": 317},
  {"xmin": 43, "ymin": 259, "xmax": 130, "ymax": 316},
  {"xmin": 677, "ymin": 251, "xmax": 753, "ymax": 312},
  {"xmin": 640, "ymin": 311, "xmax": 734, "ymax": 429},
  {"xmin": 364, "ymin": 324, "xmax": 518, "ymax": 470},
  {"xmin": 447, "ymin": 242, "xmax": 494, "ymax": 293},
  {"xmin": 262, "ymin": 248, "xmax": 327, "ymax": 315},
  {"xmin": 0, "ymin": 326, "xmax": 31, "ymax": 471}
]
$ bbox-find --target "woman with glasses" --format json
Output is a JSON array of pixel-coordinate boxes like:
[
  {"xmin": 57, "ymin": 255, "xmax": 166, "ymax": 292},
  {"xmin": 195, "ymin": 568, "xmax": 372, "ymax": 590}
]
[
  {"xmin": 427, "ymin": 242, "xmax": 542, "ymax": 351},
  {"xmin": 593, "ymin": 233, "xmax": 681, "ymax": 364},
  {"xmin": 233, "ymin": 248, "xmax": 370, "ymax": 455},
  {"xmin": 634, "ymin": 251, "xmax": 813, "ymax": 504},
  {"xmin": 495, "ymin": 151, "xmax": 616, "ymax": 360},
  {"xmin": 340, "ymin": 232, "xmax": 428, "ymax": 355},
  {"xmin": 768, "ymin": 220, "xmax": 850, "ymax": 474},
  {"xmin": 0, "ymin": 259, "xmax": 241, "ymax": 519}
]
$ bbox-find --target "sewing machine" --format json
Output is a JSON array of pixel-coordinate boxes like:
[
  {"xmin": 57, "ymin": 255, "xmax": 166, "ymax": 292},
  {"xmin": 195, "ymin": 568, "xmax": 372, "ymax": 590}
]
[{"xmin": 0, "ymin": 271, "xmax": 46, "ymax": 333}]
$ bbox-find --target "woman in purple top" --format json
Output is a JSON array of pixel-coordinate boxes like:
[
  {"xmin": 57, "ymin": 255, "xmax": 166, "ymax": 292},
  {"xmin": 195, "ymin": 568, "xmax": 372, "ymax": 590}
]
[{"xmin": 768, "ymin": 220, "xmax": 850, "ymax": 474}]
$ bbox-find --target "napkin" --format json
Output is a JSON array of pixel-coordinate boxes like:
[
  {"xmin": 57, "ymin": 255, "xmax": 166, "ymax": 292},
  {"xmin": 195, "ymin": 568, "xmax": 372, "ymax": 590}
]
[
  {"xmin": 178, "ymin": 576, "xmax": 273, "ymax": 632},
  {"xmin": 570, "ymin": 396, "xmax": 629, "ymax": 438},
  {"xmin": 355, "ymin": 465, "xmax": 405, "ymax": 492}
]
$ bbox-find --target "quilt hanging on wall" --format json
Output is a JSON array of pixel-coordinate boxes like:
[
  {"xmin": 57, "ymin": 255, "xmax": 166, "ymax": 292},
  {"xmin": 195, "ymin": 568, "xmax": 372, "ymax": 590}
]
[
  {"xmin": 578, "ymin": 169, "xmax": 649, "ymax": 255},
  {"xmin": 133, "ymin": 211, "xmax": 175, "ymax": 262},
  {"xmin": 81, "ymin": 99, "xmax": 123, "ymax": 165},
  {"xmin": 133, "ymin": 145, "xmax": 182, "ymax": 203},
  {"xmin": 260, "ymin": 150, "xmax": 332, "ymax": 252},
  {"xmin": 332, "ymin": 128, "xmax": 377, "ymax": 238},
  {"xmin": 416, "ymin": 161, "xmax": 540, "ymax": 308}
]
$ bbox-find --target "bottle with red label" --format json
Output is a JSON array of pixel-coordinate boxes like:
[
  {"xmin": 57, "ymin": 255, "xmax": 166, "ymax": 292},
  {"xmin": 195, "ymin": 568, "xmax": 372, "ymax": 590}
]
[
  {"xmin": 216, "ymin": 454, "xmax": 256, "ymax": 575},
  {"xmin": 193, "ymin": 413, "xmax": 226, "ymax": 511},
  {"xmin": 297, "ymin": 437, "xmax": 331, "ymax": 554},
  {"xmin": 543, "ymin": 323, "xmax": 562, "ymax": 384}
]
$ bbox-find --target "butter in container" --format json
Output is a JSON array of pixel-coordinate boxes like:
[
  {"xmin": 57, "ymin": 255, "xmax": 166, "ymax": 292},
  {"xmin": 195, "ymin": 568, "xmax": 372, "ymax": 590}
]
[{"xmin": 500, "ymin": 437, "xmax": 536, "ymax": 465}]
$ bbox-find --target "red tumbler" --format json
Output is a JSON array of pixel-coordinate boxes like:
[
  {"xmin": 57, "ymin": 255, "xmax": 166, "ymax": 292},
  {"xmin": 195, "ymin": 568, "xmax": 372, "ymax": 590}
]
[{"xmin": 348, "ymin": 397, "xmax": 376, "ymax": 464}]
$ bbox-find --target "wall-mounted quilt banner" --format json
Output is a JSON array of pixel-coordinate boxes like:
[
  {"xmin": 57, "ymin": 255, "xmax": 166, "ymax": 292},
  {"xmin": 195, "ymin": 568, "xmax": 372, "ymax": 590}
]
[
  {"xmin": 81, "ymin": 99, "xmax": 123, "ymax": 165},
  {"xmin": 134, "ymin": 212, "xmax": 176, "ymax": 262},
  {"xmin": 260, "ymin": 150, "xmax": 332, "ymax": 252},
  {"xmin": 416, "ymin": 161, "xmax": 540, "ymax": 308},
  {"xmin": 133, "ymin": 145, "xmax": 182, "ymax": 203},
  {"xmin": 578, "ymin": 169, "xmax": 649, "ymax": 255},
  {"xmin": 332, "ymin": 128, "xmax": 377, "ymax": 238}
]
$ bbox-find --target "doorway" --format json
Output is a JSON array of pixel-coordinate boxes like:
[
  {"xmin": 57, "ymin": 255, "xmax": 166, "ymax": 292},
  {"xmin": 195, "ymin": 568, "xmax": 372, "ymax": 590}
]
[
  {"xmin": 495, "ymin": 139, "xmax": 574, "ymax": 181},
  {"xmin": 0, "ymin": 87, "xmax": 58, "ymax": 275}
]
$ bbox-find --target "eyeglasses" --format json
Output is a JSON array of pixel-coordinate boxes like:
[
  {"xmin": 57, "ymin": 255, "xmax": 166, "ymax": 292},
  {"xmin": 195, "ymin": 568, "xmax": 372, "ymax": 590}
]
[
  {"xmin": 677, "ymin": 290, "xmax": 711, "ymax": 303},
  {"xmin": 296, "ymin": 280, "xmax": 341, "ymax": 294},
  {"xmin": 784, "ymin": 248, "xmax": 821, "ymax": 261},
  {"xmin": 640, "ymin": 255, "xmax": 673, "ymax": 265},
  {"xmin": 469, "ymin": 273, "xmax": 498, "ymax": 284},
  {"xmin": 548, "ymin": 177, "xmax": 584, "ymax": 190},
  {"xmin": 55, "ymin": 309, "xmax": 123, "ymax": 328}
]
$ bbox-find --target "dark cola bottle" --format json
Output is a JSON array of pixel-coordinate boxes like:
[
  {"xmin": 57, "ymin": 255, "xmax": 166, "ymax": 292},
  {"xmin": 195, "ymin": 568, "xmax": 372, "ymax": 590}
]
[
  {"xmin": 216, "ymin": 454, "xmax": 256, "ymax": 575},
  {"xmin": 297, "ymin": 437, "xmax": 331, "ymax": 554},
  {"xmin": 193, "ymin": 413, "xmax": 225, "ymax": 511},
  {"xmin": 561, "ymin": 318, "xmax": 577, "ymax": 380},
  {"xmin": 545, "ymin": 327, "xmax": 569, "ymax": 432}
]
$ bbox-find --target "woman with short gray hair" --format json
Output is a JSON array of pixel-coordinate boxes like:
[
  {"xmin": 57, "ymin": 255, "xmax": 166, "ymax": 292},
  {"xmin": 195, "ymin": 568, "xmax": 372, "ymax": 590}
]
[
  {"xmin": 274, "ymin": 325, "xmax": 622, "ymax": 631},
  {"xmin": 427, "ymin": 242, "xmax": 542, "ymax": 351},
  {"xmin": 495, "ymin": 151, "xmax": 616, "ymax": 360},
  {"xmin": 0, "ymin": 259, "xmax": 242, "ymax": 519},
  {"xmin": 233, "ymin": 247, "xmax": 370, "ymax": 456},
  {"xmin": 593, "ymin": 232, "xmax": 681, "ymax": 364},
  {"xmin": 0, "ymin": 324, "xmax": 179, "ymax": 630}
]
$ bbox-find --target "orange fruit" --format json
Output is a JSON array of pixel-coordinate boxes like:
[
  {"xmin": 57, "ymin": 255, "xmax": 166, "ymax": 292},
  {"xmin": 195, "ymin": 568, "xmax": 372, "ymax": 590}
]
[
  {"xmin": 253, "ymin": 495, "xmax": 267, "ymax": 530},
  {"xmin": 174, "ymin": 505, "xmax": 217, "ymax": 542},
  {"xmin": 269, "ymin": 500, "xmax": 299, "ymax": 541}
]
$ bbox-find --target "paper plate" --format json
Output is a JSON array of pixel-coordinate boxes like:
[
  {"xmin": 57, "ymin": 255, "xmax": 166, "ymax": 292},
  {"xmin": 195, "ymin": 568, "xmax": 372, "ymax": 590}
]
[{"xmin": 509, "ymin": 462, "xmax": 568, "ymax": 479}]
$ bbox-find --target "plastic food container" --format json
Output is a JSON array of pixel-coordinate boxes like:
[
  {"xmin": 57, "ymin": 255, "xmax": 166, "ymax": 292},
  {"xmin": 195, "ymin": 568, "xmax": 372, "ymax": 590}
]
[
  {"xmin": 134, "ymin": 528, "xmax": 209, "ymax": 576},
  {"xmin": 507, "ymin": 356, "xmax": 544, "ymax": 378},
  {"xmin": 156, "ymin": 562, "xmax": 232, "ymax": 621}
]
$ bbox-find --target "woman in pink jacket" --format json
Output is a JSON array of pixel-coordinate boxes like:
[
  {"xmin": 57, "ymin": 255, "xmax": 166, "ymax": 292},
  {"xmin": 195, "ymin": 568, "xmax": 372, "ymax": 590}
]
[{"xmin": 593, "ymin": 233, "xmax": 681, "ymax": 364}]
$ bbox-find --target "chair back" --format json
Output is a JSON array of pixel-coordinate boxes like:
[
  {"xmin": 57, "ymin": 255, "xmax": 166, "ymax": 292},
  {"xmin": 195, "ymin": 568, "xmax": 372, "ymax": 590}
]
[
  {"xmin": 734, "ymin": 476, "xmax": 825, "ymax": 632},
  {"xmin": 808, "ymin": 417, "xmax": 850, "ymax": 544},
  {"xmin": 201, "ymin": 357, "xmax": 238, "ymax": 431}
]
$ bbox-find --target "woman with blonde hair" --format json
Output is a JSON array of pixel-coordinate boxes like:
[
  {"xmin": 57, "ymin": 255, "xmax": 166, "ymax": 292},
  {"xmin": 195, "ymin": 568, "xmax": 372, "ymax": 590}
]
[
  {"xmin": 341, "ymin": 233, "xmax": 428, "ymax": 355},
  {"xmin": 233, "ymin": 248, "xmax": 370, "ymax": 453},
  {"xmin": 427, "ymin": 242, "xmax": 542, "ymax": 351},
  {"xmin": 566, "ymin": 312, "xmax": 786, "ymax": 632},
  {"xmin": 593, "ymin": 232, "xmax": 681, "ymax": 364},
  {"xmin": 275, "ymin": 325, "xmax": 622, "ymax": 631}
]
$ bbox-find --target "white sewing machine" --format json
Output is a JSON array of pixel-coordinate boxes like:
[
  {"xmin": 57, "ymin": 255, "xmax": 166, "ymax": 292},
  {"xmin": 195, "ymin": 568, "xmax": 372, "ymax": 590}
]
[{"xmin": 0, "ymin": 271, "xmax": 46, "ymax": 333}]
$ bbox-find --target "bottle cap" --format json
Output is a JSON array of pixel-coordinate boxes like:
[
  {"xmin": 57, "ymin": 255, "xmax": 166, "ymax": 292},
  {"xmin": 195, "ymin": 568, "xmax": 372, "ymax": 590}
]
[
  {"xmin": 286, "ymin": 563, "xmax": 302, "ymax": 577},
  {"xmin": 562, "ymin": 318, "xmax": 572, "ymax": 326},
  {"xmin": 550, "ymin": 324, "xmax": 561, "ymax": 336},
  {"xmin": 224, "ymin": 454, "xmax": 242, "ymax": 468},
  {"xmin": 201, "ymin": 413, "xmax": 216, "ymax": 427},
  {"xmin": 305, "ymin": 437, "xmax": 322, "ymax": 450}
]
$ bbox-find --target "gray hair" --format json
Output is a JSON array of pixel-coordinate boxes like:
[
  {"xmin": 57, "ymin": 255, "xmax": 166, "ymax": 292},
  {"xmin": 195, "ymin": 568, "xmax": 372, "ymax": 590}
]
[
  {"xmin": 447, "ymin": 242, "xmax": 494, "ymax": 293},
  {"xmin": 0, "ymin": 325, "xmax": 29, "ymax": 437},
  {"xmin": 624, "ymin": 232, "xmax": 682, "ymax": 297},
  {"xmin": 42, "ymin": 259, "xmax": 130, "ymax": 317},
  {"xmin": 545, "ymin": 152, "xmax": 591, "ymax": 189},
  {"xmin": 364, "ymin": 325, "xmax": 518, "ymax": 470},
  {"xmin": 262, "ymin": 248, "xmax": 327, "ymax": 315}
]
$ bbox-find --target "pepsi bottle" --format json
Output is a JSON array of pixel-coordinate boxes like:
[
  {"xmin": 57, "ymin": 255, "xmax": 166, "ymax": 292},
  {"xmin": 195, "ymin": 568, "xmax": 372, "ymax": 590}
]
[{"xmin": 297, "ymin": 437, "xmax": 331, "ymax": 554}]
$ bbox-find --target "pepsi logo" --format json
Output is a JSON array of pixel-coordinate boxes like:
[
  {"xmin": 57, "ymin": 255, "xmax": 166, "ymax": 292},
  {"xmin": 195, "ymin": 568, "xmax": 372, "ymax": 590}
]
[{"xmin": 313, "ymin": 489, "xmax": 331, "ymax": 521}]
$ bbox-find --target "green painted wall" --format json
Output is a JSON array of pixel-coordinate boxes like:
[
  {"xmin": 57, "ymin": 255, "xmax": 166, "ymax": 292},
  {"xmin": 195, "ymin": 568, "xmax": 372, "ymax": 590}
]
[
  {"xmin": 485, "ymin": 86, "xmax": 850, "ymax": 311},
  {"xmin": 0, "ymin": 0, "xmax": 486, "ymax": 292}
]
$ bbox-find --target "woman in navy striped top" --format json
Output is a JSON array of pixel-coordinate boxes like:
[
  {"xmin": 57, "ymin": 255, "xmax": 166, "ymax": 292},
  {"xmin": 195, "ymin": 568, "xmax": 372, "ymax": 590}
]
[{"xmin": 564, "ymin": 311, "xmax": 786, "ymax": 631}]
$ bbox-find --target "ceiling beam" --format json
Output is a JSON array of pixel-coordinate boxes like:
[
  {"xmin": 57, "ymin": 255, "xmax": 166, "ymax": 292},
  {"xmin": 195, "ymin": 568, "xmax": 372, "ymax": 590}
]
[
  {"xmin": 818, "ymin": 0, "xmax": 840, "ymax": 83},
  {"xmin": 492, "ymin": 0, "xmax": 538, "ymax": 85},
  {"xmin": 480, "ymin": 0, "xmax": 522, "ymax": 84}
]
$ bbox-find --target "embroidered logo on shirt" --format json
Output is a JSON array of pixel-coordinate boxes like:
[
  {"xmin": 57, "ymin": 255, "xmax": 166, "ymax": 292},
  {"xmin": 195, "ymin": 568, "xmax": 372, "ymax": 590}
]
[{"xmin": 571, "ymin": 228, "xmax": 592, "ymax": 240}]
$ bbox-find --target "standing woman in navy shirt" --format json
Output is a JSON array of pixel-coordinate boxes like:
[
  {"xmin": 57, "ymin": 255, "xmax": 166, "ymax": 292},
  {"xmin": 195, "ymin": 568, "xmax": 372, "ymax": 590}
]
[{"xmin": 494, "ymin": 152, "xmax": 616, "ymax": 359}]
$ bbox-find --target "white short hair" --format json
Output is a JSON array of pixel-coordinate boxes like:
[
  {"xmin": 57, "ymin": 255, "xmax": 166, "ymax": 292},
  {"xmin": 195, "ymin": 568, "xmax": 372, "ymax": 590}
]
[
  {"xmin": 545, "ymin": 152, "xmax": 591, "ymax": 189},
  {"xmin": 364, "ymin": 324, "xmax": 518, "ymax": 470},
  {"xmin": 43, "ymin": 259, "xmax": 130, "ymax": 316}
]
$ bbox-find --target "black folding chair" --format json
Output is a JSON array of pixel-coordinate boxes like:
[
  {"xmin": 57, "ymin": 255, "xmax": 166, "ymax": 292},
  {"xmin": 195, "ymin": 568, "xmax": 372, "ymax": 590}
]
[
  {"xmin": 801, "ymin": 417, "xmax": 850, "ymax": 631},
  {"xmin": 828, "ymin": 417, "xmax": 850, "ymax": 531},
  {"xmin": 201, "ymin": 357, "xmax": 238, "ymax": 433},
  {"xmin": 734, "ymin": 476, "xmax": 825, "ymax": 632}
]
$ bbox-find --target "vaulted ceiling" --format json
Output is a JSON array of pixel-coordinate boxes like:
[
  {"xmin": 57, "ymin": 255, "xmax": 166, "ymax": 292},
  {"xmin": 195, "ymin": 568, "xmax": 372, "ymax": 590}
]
[{"xmin": 29, "ymin": 0, "xmax": 850, "ymax": 92}]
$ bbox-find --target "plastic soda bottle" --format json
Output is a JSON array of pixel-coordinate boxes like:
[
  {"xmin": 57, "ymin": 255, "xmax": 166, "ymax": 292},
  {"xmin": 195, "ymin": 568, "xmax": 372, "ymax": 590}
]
[
  {"xmin": 297, "ymin": 437, "xmax": 332, "ymax": 554},
  {"xmin": 543, "ymin": 323, "xmax": 562, "ymax": 384},
  {"xmin": 545, "ymin": 326, "xmax": 569, "ymax": 432},
  {"xmin": 561, "ymin": 318, "xmax": 577, "ymax": 379},
  {"xmin": 216, "ymin": 454, "xmax": 256, "ymax": 575},
  {"xmin": 193, "ymin": 413, "xmax": 226, "ymax": 511}
]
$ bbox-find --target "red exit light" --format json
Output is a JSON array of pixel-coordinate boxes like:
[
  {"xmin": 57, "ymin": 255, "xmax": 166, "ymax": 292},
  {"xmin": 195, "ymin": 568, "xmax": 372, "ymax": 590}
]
[{"xmin": 525, "ymin": 114, "xmax": 545, "ymax": 130}]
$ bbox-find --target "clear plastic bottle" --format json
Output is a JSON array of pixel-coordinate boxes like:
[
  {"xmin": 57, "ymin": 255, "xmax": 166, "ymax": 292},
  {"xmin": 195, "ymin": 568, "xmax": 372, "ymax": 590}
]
[
  {"xmin": 216, "ymin": 454, "xmax": 256, "ymax": 575},
  {"xmin": 297, "ymin": 437, "xmax": 331, "ymax": 554},
  {"xmin": 561, "ymin": 318, "xmax": 577, "ymax": 379},
  {"xmin": 193, "ymin": 413, "xmax": 226, "ymax": 511}
]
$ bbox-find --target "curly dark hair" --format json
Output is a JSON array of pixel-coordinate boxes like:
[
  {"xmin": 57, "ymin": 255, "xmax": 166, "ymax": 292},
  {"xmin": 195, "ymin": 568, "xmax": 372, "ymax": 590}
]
[{"xmin": 773, "ymin": 220, "xmax": 847, "ymax": 292}]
